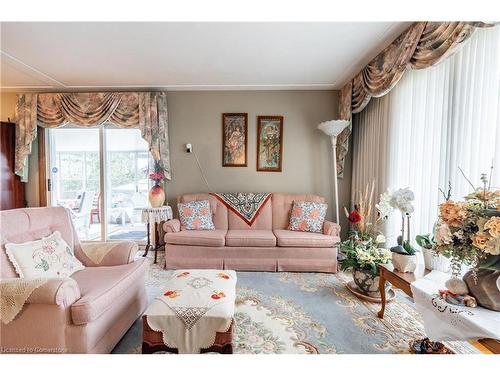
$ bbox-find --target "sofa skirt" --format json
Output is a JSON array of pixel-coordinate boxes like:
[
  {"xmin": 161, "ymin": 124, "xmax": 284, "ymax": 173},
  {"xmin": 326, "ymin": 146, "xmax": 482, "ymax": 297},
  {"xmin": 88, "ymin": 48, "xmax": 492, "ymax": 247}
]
[{"xmin": 164, "ymin": 244, "xmax": 338, "ymax": 273}]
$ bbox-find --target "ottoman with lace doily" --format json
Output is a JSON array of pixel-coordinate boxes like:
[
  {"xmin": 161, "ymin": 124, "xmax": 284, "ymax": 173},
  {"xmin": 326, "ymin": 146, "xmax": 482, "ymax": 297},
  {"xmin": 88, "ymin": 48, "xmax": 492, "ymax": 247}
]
[
  {"xmin": 142, "ymin": 318, "xmax": 234, "ymax": 354},
  {"xmin": 142, "ymin": 269, "xmax": 237, "ymax": 354}
]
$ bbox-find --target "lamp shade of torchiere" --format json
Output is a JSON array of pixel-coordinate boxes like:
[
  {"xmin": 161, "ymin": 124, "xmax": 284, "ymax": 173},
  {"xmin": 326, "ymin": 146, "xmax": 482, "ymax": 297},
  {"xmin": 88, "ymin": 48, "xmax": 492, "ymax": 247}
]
[{"xmin": 318, "ymin": 120, "xmax": 350, "ymax": 225}]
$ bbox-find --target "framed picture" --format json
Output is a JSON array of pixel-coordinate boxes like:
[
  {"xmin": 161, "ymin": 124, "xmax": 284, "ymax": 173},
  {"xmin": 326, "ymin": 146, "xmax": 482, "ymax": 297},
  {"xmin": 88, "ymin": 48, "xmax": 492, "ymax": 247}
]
[
  {"xmin": 222, "ymin": 113, "xmax": 248, "ymax": 167},
  {"xmin": 257, "ymin": 116, "xmax": 283, "ymax": 172}
]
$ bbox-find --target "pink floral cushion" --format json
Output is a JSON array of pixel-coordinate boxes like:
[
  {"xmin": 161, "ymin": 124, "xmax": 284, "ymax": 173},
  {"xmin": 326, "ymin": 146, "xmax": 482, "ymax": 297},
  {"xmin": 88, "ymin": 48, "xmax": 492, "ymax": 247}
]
[
  {"xmin": 288, "ymin": 201, "xmax": 327, "ymax": 233},
  {"xmin": 178, "ymin": 200, "xmax": 216, "ymax": 230}
]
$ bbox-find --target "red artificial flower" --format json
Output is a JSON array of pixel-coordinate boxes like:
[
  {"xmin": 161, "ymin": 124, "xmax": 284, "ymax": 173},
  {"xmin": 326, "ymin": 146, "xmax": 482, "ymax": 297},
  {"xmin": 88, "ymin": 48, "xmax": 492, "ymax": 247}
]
[{"xmin": 348, "ymin": 210, "xmax": 362, "ymax": 224}]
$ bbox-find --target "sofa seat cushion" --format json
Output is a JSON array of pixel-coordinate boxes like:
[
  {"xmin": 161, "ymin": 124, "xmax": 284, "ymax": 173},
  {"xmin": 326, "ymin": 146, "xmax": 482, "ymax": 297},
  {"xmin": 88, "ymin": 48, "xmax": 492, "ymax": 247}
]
[
  {"xmin": 70, "ymin": 259, "xmax": 147, "ymax": 325},
  {"xmin": 273, "ymin": 229, "xmax": 336, "ymax": 248},
  {"xmin": 225, "ymin": 230, "xmax": 276, "ymax": 247},
  {"xmin": 165, "ymin": 230, "xmax": 227, "ymax": 247}
]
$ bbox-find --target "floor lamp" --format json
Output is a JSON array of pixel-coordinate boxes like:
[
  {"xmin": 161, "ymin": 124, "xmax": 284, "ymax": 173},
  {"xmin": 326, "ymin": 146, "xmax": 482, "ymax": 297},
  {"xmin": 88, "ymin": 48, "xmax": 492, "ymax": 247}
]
[{"xmin": 318, "ymin": 120, "xmax": 350, "ymax": 225}]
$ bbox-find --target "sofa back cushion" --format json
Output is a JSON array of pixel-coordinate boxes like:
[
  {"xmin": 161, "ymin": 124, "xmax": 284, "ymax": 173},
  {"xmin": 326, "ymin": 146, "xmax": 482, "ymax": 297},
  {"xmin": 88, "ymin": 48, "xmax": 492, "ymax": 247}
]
[
  {"xmin": 0, "ymin": 207, "xmax": 80, "ymax": 278},
  {"xmin": 227, "ymin": 199, "xmax": 273, "ymax": 230},
  {"xmin": 178, "ymin": 200, "xmax": 216, "ymax": 230},
  {"xmin": 272, "ymin": 193, "xmax": 326, "ymax": 230},
  {"xmin": 177, "ymin": 193, "xmax": 228, "ymax": 230},
  {"xmin": 288, "ymin": 201, "xmax": 328, "ymax": 233}
]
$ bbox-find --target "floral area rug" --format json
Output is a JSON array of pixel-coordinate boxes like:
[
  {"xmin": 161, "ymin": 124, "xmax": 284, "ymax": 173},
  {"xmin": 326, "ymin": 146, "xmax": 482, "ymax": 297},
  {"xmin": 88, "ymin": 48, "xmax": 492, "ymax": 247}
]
[{"xmin": 112, "ymin": 254, "xmax": 479, "ymax": 354}]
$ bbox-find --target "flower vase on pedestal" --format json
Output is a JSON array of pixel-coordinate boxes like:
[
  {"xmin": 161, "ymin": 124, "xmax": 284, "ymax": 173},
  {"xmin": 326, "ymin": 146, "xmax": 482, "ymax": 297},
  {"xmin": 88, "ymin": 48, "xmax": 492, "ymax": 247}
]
[
  {"xmin": 149, "ymin": 183, "xmax": 165, "ymax": 208},
  {"xmin": 148, "ymin": 162, "xmax": 166, "ymax": 208}
]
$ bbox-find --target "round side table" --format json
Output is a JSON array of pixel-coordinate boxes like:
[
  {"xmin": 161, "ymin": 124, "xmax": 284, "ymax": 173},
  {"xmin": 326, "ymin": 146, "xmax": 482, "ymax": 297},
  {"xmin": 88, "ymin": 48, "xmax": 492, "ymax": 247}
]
[{"xmin": 141, "ymin": 206, "xmax": 173, "ymax": 264}]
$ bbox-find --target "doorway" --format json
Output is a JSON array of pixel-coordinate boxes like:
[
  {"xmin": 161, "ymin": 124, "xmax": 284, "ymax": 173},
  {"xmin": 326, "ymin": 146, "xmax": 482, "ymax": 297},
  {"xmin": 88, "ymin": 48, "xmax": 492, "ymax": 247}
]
[{"xmin": 47, "ymin": 126, "xmax": 151, "ymax": 242}]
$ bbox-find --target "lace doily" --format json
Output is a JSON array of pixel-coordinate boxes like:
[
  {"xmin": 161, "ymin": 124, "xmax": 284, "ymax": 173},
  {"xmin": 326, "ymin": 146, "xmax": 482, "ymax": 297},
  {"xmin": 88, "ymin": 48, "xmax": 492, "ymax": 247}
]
[
  {"xmin": 80, "ymin": 242, "xmax": 119, "ymax": 265},
  {"xmin": 144, "ymin": 269, "xmax": 236, "ymax": 353},
  {"xmin": 141, "ymin": 206, "xmax": 173, "ymax": 224},
  {"xmin": 1, "ymin": 278, "xmax": 48, "ymax": 324}
]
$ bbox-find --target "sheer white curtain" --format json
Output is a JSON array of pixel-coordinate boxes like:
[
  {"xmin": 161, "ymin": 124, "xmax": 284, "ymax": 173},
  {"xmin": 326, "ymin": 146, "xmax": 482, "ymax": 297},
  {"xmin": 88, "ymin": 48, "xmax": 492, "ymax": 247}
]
[{"xmin": 351, "ymin": 27, "xmax": 500, "ymax": 245}]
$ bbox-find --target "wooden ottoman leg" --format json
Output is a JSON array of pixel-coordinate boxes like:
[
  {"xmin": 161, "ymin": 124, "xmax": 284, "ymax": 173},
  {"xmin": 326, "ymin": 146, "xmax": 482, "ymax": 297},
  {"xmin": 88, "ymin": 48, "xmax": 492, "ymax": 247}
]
[
  {"xmin": 142, "ymin": 342, "xmax": 153, "ymax": 354},
  {"xmin": 222, "ymin": 344, "xmax": 233, "ymax": 354}
]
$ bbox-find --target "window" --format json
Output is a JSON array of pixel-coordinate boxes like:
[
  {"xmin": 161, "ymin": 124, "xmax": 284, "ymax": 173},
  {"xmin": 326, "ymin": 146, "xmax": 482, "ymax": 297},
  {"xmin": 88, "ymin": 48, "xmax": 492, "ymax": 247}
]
[{"xmin": 352, "ymin": 27, "xmax": 500, "ymax": 244}]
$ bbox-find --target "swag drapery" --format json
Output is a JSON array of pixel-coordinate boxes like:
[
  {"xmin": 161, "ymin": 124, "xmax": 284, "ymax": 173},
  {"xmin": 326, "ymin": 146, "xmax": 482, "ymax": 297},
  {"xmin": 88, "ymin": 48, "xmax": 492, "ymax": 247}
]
[
  {"xmin": 15, "ymin": 91, "xmax": 171, "ymax": 182},
  {"xmin": 335, "ymin": 21, "xmax": 496, "ymax": 177}
]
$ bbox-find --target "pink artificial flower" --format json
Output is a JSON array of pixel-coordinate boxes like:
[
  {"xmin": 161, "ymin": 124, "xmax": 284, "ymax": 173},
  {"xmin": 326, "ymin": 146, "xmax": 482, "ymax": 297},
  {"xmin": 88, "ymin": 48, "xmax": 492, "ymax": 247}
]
[{"xmin": 149, "ymin": 172, "xmax": 165, "ymax": 181}]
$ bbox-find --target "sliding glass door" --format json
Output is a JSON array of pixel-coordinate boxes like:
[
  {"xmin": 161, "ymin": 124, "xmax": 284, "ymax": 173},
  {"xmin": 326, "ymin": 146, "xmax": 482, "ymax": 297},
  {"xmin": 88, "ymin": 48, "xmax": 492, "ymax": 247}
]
[
  {"xmin": 48, "ymin": 126, "xmax": 150, "ymax": 242},
  {"xmin": 49, "ymin": 128, "xmax": 101, "ymax": 240},
  {"xmin": 105, "ymin": 128, "xmax": 150, "ymax": 241}
]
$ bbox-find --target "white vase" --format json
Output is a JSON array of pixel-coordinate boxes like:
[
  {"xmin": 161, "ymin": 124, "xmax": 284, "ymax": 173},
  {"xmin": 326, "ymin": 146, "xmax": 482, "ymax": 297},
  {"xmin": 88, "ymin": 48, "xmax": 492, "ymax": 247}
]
[
  {"xmin": 422, "ymin": 248, "xmax": 451, "ymax": 273},
  {"xmin": 392, "ymin": 253, "xmax": 418, "ymax": 273}
]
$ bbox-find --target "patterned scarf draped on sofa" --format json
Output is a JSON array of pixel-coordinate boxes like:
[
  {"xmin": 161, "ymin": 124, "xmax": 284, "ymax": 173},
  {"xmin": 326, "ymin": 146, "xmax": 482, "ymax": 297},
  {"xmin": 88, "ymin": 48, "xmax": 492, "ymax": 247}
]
[
  {"xmin": 15, "ymin": 91, "xmax": 171, "ymax": 182},
  {"xmin": 334, "ymin": 21, "xmax": 497, "ymax": 178}
]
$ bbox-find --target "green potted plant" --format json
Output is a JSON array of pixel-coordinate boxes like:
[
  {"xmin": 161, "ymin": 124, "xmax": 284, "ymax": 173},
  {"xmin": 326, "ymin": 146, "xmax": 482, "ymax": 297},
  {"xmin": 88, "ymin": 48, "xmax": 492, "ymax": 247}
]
[
  {"xmin": 390, "ymin": 237, "xmax": 419, "ymax": 272},
  {"xmin": 339, "ymin": 182, "xmax": 392, "ymax": 296},
  {"xmin": 415, "ymin": 233, "xmax": 451, "ymax": 272},
  {"xmin": 340, "ymin": 237, "xmax": 392, "ymax": 296}
]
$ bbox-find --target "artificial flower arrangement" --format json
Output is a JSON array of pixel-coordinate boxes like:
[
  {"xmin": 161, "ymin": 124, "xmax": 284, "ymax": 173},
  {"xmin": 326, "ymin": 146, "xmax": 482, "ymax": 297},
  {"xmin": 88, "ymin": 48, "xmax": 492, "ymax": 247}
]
[
  {"xmin": 414, "ymin": 172, "xmax": 500, "ymax": 311},
  {"xmin": 340, "ymin": 183, "xmax": 392, "ymax": 288},
  {"xmin": 149, "ymin": 160, "xmax": 165, "ymax": 186},
  {"xmin": 340, "ymin": 238, "xmax": 392, "ymax": 275},
  {"xmin": 149, "ymin": 171, "xmax": 165, "ymax": 184},
  {"xmin": 148, "ymin": 160, "xmax": 166, "ymax": 208},
  {"xmin": 377, "ymin": 187, "xmax": 419, "ymax": 257},
  {"xmin": 343, "ymin": 182, "xmax": 385, "ymax": 240},
  {"xmin": 431, "ymin": 173, "xmax": 500, "ymax": 278}
]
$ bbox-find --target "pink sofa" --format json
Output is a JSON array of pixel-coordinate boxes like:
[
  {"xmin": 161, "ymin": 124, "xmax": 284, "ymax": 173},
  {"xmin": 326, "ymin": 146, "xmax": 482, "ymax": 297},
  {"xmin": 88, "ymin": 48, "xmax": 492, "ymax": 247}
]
[
  {"xmin": 0, "ymin": 207, "xmax": 148, "ymax": 353},
  {"xmin": 163, "ymin": 193, "xmax": 341, "ymax": 273}
]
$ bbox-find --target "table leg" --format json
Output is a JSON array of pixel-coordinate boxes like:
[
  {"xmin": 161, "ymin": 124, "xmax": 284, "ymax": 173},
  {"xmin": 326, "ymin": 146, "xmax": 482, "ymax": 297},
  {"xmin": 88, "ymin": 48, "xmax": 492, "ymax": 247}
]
[
  {"xmin": 378, "ymin": 270, "xmax": 386, "ymax": 319},
  {"xmin": 478, "ymin": 339, "xmax": 500, "ymax": 354},
  {"xmin": 153, "ymin": 222, "xmax": 158, "ymax": 264},
  {"xmin": 143, "ymin": 222, "xmax": 152, "ymax": 258}
]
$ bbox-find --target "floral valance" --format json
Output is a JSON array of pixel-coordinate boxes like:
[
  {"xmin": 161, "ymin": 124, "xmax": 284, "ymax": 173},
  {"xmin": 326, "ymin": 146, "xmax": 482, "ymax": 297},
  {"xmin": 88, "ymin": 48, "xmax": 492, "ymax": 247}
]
[
  {"xmin": 15, "ymin": 92, "xmax": 171, "ymax": 182},
  {"xmin": 335, "ymin": 21, "xmax": 497, "ymax": 177}
]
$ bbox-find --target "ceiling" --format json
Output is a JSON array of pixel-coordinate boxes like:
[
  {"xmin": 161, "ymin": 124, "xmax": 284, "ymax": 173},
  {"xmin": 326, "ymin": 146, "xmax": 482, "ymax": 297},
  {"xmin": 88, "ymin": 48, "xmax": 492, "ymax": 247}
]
[{"xmin": 0, "ymin": 22, "xmax": 411, "ymax": 92}]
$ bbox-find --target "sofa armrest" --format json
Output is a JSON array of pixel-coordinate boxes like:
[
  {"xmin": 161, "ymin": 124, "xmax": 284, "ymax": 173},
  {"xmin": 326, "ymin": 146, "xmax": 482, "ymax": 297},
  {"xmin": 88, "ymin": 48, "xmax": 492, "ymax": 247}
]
[
  {"xmin": 163, "ymin": 219, "xmax": 181, "ymax": 233},
  {"xmin": 26, "ymin": 278, "xmax": 81, "ymax": 308},
  {"xmin": 76, "ymin": 241, "xmax": 138, "ymax": 267},
  {"xmin": 323, "ymin": 220, "xmax": 341, "ymax": 237}
]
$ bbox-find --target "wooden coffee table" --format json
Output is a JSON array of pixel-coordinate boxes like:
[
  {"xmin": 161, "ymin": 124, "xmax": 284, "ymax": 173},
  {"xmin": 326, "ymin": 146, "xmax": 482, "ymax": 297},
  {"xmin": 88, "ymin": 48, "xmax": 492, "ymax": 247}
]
[{"xmin": 377, "ymin": 263, "xmax": 500, "ymax": 354}]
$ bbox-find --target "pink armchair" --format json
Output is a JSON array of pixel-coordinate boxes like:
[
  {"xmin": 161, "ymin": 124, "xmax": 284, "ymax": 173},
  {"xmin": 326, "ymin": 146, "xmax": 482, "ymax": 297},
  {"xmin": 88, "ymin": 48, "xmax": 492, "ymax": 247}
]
[{"xmin": 0, "ymin": 207, "xmax": 148, "ymax": 353}]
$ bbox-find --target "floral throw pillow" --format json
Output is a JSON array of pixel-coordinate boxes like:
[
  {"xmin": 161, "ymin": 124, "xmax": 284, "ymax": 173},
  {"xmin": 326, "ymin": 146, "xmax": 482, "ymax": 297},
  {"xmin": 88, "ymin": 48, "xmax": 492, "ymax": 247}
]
[
  {"xmin": 178, "ymin": 200, "xmax": 216, "ymax": 230},
  {"xmin": 5, "ymin": 231, "xmax": 85, "ymax": 278},
  {"xmin": 288, "ymin": 201, "xmax": 328, "ymax": 233}
]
